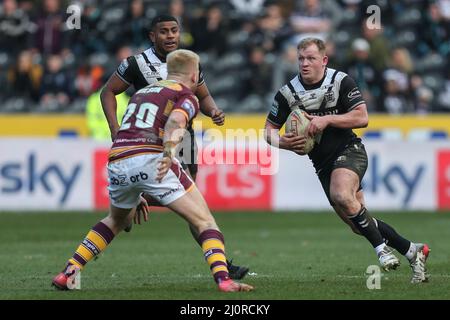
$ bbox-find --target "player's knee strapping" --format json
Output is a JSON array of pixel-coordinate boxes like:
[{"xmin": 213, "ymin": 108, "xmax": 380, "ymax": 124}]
[
  {"xmin": 198, "ymin": 229, "xmax": 229, "ymax": 283},
  {"xmin": 68, "ymin": 222, "xmax": 115, "ymax": 269}
]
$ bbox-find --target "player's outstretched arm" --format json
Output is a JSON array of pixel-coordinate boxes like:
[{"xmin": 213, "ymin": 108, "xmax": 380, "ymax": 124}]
[
  {"xmin": 100, "ymin": 73, "xmax": 130, "ymax": 141},
  {"xmin": 195, "ymin": 83, "xmax": 225, "ymax": 126}
]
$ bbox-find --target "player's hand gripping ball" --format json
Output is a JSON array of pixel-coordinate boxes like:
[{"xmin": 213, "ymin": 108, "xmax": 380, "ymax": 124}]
[{"xmin": 285, "ymin": 109, "xmax": 315, "ymax": 154}]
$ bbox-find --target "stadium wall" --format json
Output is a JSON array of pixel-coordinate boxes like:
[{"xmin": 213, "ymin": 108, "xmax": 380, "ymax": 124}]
[
  {"xmin": 1, "ymin": 114, "xmax": 450, "ymax": 139},
  {"xmin": 1, "ymin": 138, "xmax": 449, "ymax": 211}
]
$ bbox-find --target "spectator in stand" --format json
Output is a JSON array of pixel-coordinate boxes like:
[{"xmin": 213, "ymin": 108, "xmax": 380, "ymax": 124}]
[
  {"xmin": 380, "ymin": 47, "xmax": 417, "ymax": 114},
  {"xmin": 18, "ymin": 0, "xmax": 35, "ymax": 16},
  {"xmin": 289, "ymin": 0, "xmax": 333, "ymax": 42},
  {"xmin": 345, "ymin": 38, "xmax": 381, "ymax": 112},
  {"xmin": 361, "ymin": 18, "xmax": 389, "ymax": 73},
  {"xmin": 104, "ymin": 45, "xmax": 133, "ymax": 78},
  {"xmin": 437, "ymin": 0, "xmax": 450, "ymax": 21},
  {"xmin": 382, "ymin": 71, "xmax": 411, "ymax": 114},
  {"xmin": 272, "ymin": 44, "xmax": 298, "ymax": 92},
  {"xmin": 7, "ymin": 50, "xmax": 43, "ymax": 102},
  {"xmin": 230, "ymin": 0, "xmax": 265, "ymax": 18},
  {"xmin": 417, "ymin": 1, "xmax": 450, "ymax": 57},
  {"xmin": 68, "ymin": 1, "xmax": 105, "ymax": 57},
  {"xmin": 190, "ymin": 3, "xmax": 228, "ymax": 56},
  {"xmin": 122, "ymin": 0, "xmax": 148, "ymax": 50},
  {"xmin": 338, "ymin": 0, "xmax": 364, "ymax": 26},
  {"xmin": 74, "ymin": 62, "xmax": 104, "ymax": 98},
  {"xmin": 325, "ymin": 38, "xmax": 341, "ymax": 70},
  {"xmin": 390, "ymin": 47, "xmax": 414, "ymax": 76},
  {"xmin": 0, "ymin": 0, "xmax": 33, "ymax": 55},
  {"xmin": 0, "ymin": 55, "xmax": 9, "ymax": 101},
  {"xmin": 0, "ymin": 0, "xmax": 448, "ymax": 115},
  {"xmin": 437, "ymin": 63, "xmax": 450, "ymax": 111},
  {"xmin": 39, "ymin": 54, "xmax": 71, "ymax": 111},
  {"xmin": 251, "ymin": 3, "xmax": 292, "ymax": 53},
  {"xmin": 241, "ymin": 46, "xmax": 273, "ymax": 101},
  {"xmin": 34, "ymin": 0, "xmax": 65, "ymax": 55},
  {"xmin": 414, "ymin": 86, "xmax": 434, "ymax": 114}
]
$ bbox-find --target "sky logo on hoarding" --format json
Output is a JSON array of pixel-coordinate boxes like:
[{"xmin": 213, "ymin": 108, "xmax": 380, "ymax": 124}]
[
  {"xmin": 0, "ymin": 153, "xmax": 82, "ymax": 204},
  {"xmin": 363, "ymin": 154, "xmax": 425, "ymax": 206}
]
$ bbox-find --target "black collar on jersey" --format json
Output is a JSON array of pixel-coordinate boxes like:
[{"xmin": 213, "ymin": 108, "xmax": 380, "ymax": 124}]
[
  {"xmin": 151, "ymin": 46, "xmax": 167, "ymax": 62},
  {"xmin": 298, "ymin": 68, "xmax": 328, "ymax": 90}
]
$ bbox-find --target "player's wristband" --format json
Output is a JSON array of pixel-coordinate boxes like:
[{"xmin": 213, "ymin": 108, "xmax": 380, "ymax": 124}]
[{"xmin": 163, "ymin": 141, "xmax": 177, "ymax": 159}]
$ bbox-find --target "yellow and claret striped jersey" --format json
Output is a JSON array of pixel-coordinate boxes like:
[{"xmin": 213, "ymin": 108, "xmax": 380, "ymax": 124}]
[{"xmin": 109, "ymin": 80, "xmax": 199, "ymax": 163}]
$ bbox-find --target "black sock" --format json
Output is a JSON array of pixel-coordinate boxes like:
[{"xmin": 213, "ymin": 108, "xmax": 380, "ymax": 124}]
[
  {"xmin": 349, "ymin": 207, "xmax": 384, "ymax": 248},
  {"xmin": 374, "ymin": 219, "xmax": 411, "ymax": 255}
]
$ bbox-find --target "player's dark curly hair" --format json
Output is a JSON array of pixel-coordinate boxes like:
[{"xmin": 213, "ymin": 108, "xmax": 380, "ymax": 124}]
[{"xmin": 150, "ymin": 14, "xmax": 179, "ymax": 31}]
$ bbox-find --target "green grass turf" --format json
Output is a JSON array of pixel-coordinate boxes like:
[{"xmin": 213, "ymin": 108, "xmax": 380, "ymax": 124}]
[{"xmin": 0, "ymin": 211, "xmax": 449, "ymax": 300}]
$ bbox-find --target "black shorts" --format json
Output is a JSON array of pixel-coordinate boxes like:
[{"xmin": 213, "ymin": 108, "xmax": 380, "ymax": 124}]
[
  {"xmin": 317, "ymin": 140, "xmax": 368, "ymax": 206},
  {"xmin": 178, "ymin": 125, "xmax": 198, "ymax": 177}
]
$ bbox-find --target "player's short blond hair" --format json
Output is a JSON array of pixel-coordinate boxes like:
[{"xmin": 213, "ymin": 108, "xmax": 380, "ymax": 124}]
[
  {"xmin": 297, "ymin": 37, "xmax": 326, "ymax": 55},
  {"xmin": 167, "ymin": 49, "xmax": 199, "ymax": 76}
]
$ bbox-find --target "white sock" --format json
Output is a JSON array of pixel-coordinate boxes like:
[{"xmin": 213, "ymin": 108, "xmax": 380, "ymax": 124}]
[
  {"xmin": 375, "ymin": 243, "xmax": 387, "ymax": 256},
  {"xmin": 405, "ymin": 242, "xmax": 417, "ymax": 261}
]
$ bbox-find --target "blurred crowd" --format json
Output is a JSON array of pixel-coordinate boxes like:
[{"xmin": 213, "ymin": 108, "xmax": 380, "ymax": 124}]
[{"xmin": 0, "ymin": 0, "xmax": 449, "ymax": 114}]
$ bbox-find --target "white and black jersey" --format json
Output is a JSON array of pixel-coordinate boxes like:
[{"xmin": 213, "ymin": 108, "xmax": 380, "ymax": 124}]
[
  {"xmin": 267, "ymin": 68, "xmax": 365, "ymax": 171},
  {"xmin": 115, "ymin": 46, "xmax": 205, "ymax": 91}
]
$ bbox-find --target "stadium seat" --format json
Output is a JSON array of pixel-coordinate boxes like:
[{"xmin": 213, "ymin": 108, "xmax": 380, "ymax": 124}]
[
  {"xmin": 63, "ymin": 99, "xmax": 88, "ymax": 114},
  {"xmin": 415, "ymin": 53, "xmax": 446, "ymax": 74},
  {"xmin": 422, "ymin": 74, "xmax": 444, "ymax": 92},
  {"xmin": 391, "ymin": 30, "xmax": 416, "ymax": 48},
  {"xmin": 101, "ymin": 7, "xmax": 125, "ymax": 25},
  {"xmin": 1, "ymin": 98, "xmax": 31, "ymax": 113},
  {"xmin": 239, "ymin": 94, "xmax": 266, "ymax": 113},
  {"xmin": 213, "ymin": 52, "xmax": 245, "ymax": 73},
  {"xmin": 393, "ymin": 8, "xmax": 421, "ymax": 28},
  {"xmin": 207, "ymin": 74, "xmax": 239, "ymax": 96}
]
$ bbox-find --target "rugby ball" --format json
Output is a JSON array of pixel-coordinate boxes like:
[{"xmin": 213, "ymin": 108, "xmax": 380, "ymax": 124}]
[{"xmin": 285, "ymin": 109, "xmax": 315, "ymax": 154}]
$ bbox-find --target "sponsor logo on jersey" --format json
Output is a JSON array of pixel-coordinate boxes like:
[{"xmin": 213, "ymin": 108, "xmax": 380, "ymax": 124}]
[
  {"xmin": 182, "ymin": 100, "xmax": 196, "ymax": 119},
  {"xmin": 324, "ymin": 90, "xmax": 335, "ymax": 102},
  {"xmin": 270, "ymin": 101, "xmax": 279, "ymax": 116},
  {"xmin": 309, "ymin": 108, "xmax": 339, "ymax": 116},
  {"xmin": 348, "ymin": 88, "xmax": 362, "ymax": 101},
  {"xmin": 144, "ymin": 71, "xmax": 161, "ymax": 79},
  {"xmin": 118, "ymin": 59, "xmax": 129, "ymax": 75}
]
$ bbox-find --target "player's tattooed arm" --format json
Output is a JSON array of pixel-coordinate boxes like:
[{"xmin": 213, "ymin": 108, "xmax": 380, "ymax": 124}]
[{"xmin": 195, "ymin": 83, "xmax": 225, "ymax": 126}]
